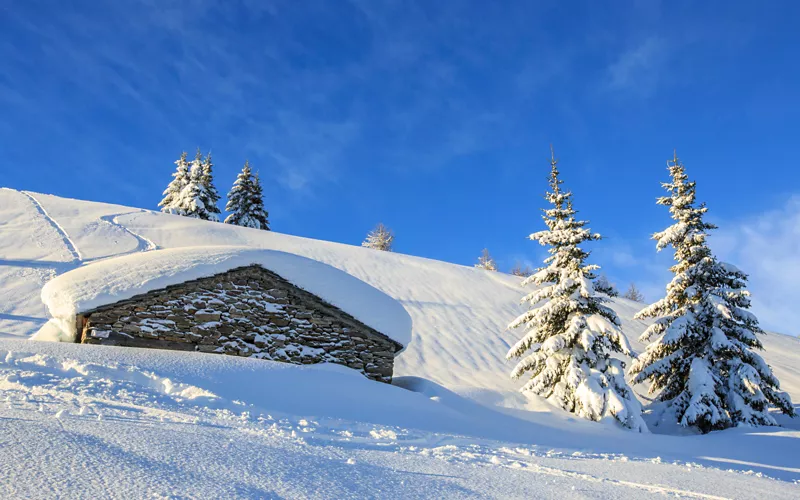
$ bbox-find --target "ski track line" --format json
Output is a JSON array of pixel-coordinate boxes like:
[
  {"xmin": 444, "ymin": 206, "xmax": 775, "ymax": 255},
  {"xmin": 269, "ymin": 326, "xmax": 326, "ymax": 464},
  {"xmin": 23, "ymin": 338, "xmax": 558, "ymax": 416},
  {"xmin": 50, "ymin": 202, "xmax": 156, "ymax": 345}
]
[
  {"xmin": 99, "ymin": 211, "xmax": 159, "ymax": 253},
  {"xmin": 512, "ymin": 460, "xmax": 732, "ymax": 500},
  {"xmin": 20, "ymin": 191, "xmax": 83, "ymax": 263}
]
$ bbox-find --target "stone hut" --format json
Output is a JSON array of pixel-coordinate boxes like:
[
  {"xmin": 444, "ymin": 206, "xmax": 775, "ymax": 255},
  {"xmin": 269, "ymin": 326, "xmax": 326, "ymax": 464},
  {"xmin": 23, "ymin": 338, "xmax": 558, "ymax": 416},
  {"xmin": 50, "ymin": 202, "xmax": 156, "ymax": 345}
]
[{"xmin": 75, "ymin": 264, "xmax": 403, "ymax": 383}]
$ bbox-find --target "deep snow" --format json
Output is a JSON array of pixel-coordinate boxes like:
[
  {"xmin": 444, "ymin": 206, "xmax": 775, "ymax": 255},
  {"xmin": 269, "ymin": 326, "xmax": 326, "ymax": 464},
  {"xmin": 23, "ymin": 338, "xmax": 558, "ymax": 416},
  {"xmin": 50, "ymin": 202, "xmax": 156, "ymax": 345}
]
[{"xmin": 1, "ymin": 187, "xmax": 799, "ymax": 498}]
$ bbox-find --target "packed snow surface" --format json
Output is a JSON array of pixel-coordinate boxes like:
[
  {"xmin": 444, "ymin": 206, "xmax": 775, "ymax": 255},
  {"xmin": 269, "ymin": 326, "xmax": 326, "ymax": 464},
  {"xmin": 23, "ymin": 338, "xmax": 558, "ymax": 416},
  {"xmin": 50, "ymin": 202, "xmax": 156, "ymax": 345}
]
[{"xmin": 1, "ymin": 188, "xmax": 799, "ymax": 498}]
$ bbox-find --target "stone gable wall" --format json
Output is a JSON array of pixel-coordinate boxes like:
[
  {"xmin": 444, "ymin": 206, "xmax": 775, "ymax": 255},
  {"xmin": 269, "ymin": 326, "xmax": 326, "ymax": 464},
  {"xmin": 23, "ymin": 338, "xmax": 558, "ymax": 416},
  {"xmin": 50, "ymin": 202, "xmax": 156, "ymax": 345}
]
[{"xmin": 78, "ymin": 265, "xmax": 402, "ymax": 383}]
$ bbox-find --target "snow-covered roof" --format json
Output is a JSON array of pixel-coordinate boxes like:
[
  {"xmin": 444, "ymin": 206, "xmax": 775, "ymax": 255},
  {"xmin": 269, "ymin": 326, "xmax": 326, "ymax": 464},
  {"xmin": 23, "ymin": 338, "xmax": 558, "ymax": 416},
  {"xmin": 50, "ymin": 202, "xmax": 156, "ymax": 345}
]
[{"xmin": 39, "ymin": 246, "xmax": 412, "ymax": 346}]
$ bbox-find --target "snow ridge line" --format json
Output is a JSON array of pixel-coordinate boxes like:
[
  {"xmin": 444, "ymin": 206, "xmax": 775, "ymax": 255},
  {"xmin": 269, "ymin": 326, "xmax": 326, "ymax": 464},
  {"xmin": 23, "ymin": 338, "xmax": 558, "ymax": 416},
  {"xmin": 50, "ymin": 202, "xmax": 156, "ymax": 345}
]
[
  {"xmin": 99, "ymin": 211, "xmax": 159, "ymax": 253},
  {"xmin": 20, "ymin": 191, "xmax": 83, "ymax": 263}
]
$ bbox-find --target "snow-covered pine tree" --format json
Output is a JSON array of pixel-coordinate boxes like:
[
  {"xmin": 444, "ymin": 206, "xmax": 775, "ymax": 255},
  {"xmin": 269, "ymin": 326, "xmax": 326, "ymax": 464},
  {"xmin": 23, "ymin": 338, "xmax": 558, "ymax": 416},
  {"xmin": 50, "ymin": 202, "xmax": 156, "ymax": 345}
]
[
  {"xmin": 362, "ymin": 223, "xmax": 394, "ymax": 251},
  {"xmin": 506, "ymin": 148, "xmax": 646, "ymax": 431},
  {"xmin": 158, "ymin": 151, "xmax": 190, "ymax": 214},
  {"xmin": 594, "ymin": 274, "xmax": 619, "ymax": 297},
  {"xmin": 198, "ymin": 152, "xmax": 221, "ymax": 222},
  {"xmin": 175, "ymin": 148, "xmax": 214, "ymax": 220},
  {"xmin": 622, "ymin": 283, "xmax": 644, "ymax": 302},
  {"xmin": 475, "ymin": 248, "xmax": 497, "ymax": 271},
  {"xmin": 630, "ymin": 152, "xmax": 794, "ymax": 433},
  {"xmin": 224, "ymin": 160, "xmax": 270, "ymax": 230}
]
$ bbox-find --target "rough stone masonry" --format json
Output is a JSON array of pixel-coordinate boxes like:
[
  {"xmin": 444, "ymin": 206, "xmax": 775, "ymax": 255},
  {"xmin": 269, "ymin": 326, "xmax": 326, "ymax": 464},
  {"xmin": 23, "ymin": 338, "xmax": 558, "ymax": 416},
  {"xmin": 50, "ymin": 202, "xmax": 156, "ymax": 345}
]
[{"xmin": 77, "ymin": 265, "xmax": 403, "ymax": 383}]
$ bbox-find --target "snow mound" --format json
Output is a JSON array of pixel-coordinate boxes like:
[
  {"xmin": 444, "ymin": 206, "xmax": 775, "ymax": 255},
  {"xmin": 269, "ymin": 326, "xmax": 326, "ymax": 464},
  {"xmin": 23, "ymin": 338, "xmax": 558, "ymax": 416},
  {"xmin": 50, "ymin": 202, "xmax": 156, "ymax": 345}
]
[{"xmin": 35, "ymin": 246, "xmax": 411, "ymax": 345}]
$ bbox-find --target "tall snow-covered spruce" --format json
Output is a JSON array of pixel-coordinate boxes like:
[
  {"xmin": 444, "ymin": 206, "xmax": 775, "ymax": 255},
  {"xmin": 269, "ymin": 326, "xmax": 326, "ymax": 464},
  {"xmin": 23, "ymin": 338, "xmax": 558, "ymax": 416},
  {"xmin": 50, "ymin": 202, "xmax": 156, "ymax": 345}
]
[
  {"xmin": 507, "ymin": 149, "xmax": 646, "ymax": 431},
  {"xmin": 224, "ymin": 160, "xmax": 270, "ymax": 230},
  {"xmin": 630, "ymin": 152, "xmax": 794, "ymax": 433},
  {"xmin": 158, "ymin": 151, "xmax": 191, "ymax": 215},
  {"xmin": 362, "ymin": 223, "xmax": 394, "ymax": 251}
]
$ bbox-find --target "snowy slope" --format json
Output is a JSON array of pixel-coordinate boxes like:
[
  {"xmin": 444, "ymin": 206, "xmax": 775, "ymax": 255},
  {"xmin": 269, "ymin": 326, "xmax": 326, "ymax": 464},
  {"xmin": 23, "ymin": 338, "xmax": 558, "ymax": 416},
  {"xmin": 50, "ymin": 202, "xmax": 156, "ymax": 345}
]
[{"xmin": 1, "ymin": 188, "xmax": 799, "ymax": 498}]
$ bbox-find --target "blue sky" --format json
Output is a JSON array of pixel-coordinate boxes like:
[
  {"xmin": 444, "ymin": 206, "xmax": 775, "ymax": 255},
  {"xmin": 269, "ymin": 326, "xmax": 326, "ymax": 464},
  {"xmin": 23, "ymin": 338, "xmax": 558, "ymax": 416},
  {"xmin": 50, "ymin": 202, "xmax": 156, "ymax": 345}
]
[{"xmin": 2, "ymin": 1, "xmax": 800, "ymax": 332}]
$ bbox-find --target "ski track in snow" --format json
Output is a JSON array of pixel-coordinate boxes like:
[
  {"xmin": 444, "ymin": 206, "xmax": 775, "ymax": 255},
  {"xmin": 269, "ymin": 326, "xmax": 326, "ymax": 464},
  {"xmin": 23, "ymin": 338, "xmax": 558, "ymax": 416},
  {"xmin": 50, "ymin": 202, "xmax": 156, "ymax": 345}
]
[
  {"xmin": 97, "ymin": 211, "xmax": 158, "ymax": 254},
  {"xmin": 0, "ymin": 190, "xmax": 82, "ymax": 336},
  {"xmin": 20, "ymin": 191, "xmax": 83, "ymax": 263}
]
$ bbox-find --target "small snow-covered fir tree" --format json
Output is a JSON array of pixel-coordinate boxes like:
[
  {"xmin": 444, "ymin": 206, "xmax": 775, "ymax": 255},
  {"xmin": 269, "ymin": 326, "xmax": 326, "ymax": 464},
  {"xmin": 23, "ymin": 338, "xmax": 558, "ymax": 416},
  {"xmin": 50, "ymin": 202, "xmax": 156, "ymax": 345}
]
[
  {"xmin": 158, "ymin": 151, "xmax": 190, "ymax": 214},
  {"xmin": 507, "ymin": 148, "xmax": 646, "ymax": 431},
  {"xmin": 630, "ymin": 152, "xmax": 794, "ymax": 433},
  {"xmin": 594, "ymin": 274, "xmax": 619, "ymax": 297},
  {"xmin": 224, "ymin": 160, "xmax": 270, "ymax": 230},
  {"xmin": 362, "ymin": 223, "xmax": 394, "ymax": 251},
  {"xmin": 198, "ymin": 152, "xmax": 221, "ymax": 222},
  {"xmin": 622, "ymin": 283, "xmax": 644, "ymax": 302},
  {"xmin": 475, "ymin": 248, "xmax": 497, "ymax": 271}
]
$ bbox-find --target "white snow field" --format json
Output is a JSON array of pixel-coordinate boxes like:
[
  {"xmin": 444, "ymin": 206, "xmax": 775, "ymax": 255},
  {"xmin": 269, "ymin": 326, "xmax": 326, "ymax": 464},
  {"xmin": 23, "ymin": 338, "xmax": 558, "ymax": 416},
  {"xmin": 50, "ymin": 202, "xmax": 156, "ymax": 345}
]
[{"xmin": 1, "ymin": 187, "xmax": 799, "ymax": 498}]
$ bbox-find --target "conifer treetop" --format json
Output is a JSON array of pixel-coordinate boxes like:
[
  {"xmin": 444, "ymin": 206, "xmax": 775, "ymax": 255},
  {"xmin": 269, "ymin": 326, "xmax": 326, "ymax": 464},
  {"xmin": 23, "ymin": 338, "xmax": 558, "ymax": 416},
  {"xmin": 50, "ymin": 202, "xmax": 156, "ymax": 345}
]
[{"xmin": 528, "ymin": 147, "xmax": 600, "ymax": 279}]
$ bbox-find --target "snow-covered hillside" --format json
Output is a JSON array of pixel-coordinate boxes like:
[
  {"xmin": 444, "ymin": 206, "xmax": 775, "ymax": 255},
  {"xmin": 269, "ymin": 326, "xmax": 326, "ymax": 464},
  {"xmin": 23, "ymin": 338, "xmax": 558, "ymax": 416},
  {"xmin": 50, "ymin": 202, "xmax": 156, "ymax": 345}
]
[{"xmin": 1, "ymin": 188, "xmax": 799, "ymax": 498}]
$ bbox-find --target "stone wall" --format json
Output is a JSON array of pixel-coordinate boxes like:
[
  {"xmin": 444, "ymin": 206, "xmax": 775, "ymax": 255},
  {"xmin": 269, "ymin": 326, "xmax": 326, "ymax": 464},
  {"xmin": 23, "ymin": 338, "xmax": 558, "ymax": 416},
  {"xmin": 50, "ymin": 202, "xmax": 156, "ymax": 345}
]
[{"xmin": 77, "ymin": 265, "xmax": 402, "ymax": 383}]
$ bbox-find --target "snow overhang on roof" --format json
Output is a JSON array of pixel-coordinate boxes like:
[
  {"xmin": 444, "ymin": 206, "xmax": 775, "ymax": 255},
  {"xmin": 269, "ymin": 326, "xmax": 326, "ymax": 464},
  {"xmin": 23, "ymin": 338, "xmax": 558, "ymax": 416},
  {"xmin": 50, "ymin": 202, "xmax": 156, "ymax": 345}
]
[{"xmin": 38, "ymin": 246, "xmax": 412, "ymax": 346}]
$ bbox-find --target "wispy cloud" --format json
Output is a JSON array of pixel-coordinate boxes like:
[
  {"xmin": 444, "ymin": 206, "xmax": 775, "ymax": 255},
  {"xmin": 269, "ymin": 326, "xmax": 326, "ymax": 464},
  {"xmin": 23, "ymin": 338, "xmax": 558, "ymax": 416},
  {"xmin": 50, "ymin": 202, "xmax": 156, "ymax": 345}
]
[
  {"xmin": 711, "ymin": 197, "xmax": 800, "ymax": 335},
  {"xmin": 606, "ymin": 36, "xmax": 669, "ymax": 96}
]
